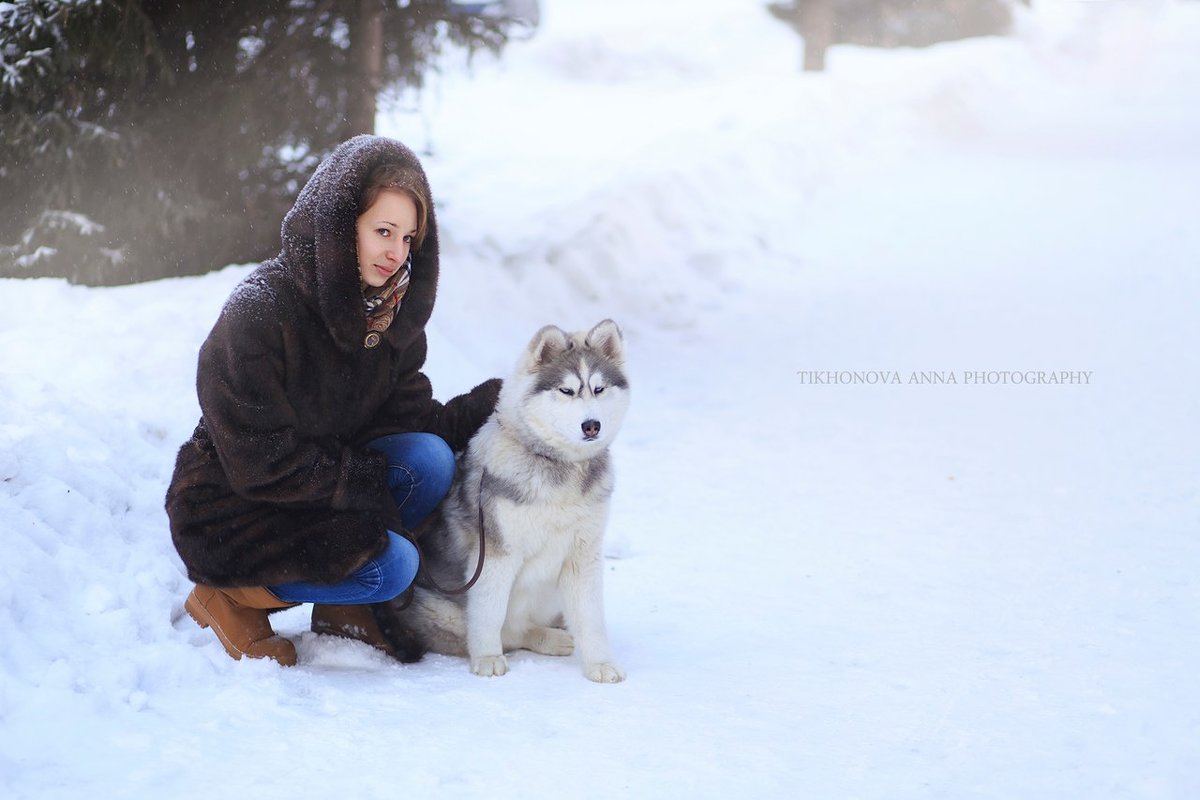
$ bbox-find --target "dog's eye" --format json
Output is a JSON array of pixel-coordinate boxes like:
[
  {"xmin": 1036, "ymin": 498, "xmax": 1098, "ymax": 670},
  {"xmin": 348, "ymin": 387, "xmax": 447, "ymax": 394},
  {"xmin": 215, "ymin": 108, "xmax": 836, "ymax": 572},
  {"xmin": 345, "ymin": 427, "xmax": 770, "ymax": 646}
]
[
  {"xmin": 558, "ymin": 387, "xmax": 575, "ymax": 396},
  {"xmin": 593, "ymin": 386, "xmax": 605, "ymax": 395}
]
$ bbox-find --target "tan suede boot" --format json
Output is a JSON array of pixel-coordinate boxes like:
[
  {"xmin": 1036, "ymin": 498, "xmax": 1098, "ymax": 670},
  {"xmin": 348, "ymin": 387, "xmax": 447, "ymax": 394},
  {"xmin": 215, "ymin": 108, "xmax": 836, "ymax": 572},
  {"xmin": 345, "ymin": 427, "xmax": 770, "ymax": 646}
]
[
  {"xmin": 185, "ymin": 584, "xmax": 299, "ymax": 667},
  {"xmin": 311, "ymin": 604, "xmax": 396, "ymax": 657}
]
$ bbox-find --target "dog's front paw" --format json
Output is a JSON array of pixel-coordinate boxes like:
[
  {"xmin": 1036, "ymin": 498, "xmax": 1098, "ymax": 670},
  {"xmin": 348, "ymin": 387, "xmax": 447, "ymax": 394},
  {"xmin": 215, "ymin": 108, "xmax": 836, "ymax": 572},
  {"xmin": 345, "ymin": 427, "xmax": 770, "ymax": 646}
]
[
  {"xmin": 584, "ymin": 661, "xmax": 625, "ymax": 683},
  {"xmin": 471, "ymin": 654, "xmax": 509, "ymax": 677}
]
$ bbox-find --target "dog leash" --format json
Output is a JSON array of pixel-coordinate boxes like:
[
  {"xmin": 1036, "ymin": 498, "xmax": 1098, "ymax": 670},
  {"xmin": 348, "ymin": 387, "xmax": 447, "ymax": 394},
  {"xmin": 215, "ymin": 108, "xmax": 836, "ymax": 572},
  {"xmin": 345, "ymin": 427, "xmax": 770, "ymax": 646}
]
[{"xmin": 411, "ymin": 467, "xmax": 488, "ymax": 597}]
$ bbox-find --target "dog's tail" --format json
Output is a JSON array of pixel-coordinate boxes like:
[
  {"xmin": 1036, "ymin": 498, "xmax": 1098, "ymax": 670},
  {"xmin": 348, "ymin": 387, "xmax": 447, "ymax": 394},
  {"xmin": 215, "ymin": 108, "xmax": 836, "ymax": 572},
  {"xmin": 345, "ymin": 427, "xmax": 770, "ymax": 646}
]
[{"xmin": 371, "ymin": 588, "xmax": 468, "ymax": 660}]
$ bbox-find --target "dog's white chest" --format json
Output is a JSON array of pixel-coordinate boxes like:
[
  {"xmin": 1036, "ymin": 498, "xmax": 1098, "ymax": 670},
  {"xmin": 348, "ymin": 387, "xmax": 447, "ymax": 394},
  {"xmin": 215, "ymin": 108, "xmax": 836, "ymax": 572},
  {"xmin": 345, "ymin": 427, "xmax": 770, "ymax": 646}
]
[{"xmin": 493, "ymin": 488, "xmax": 598, "ymax": 554}]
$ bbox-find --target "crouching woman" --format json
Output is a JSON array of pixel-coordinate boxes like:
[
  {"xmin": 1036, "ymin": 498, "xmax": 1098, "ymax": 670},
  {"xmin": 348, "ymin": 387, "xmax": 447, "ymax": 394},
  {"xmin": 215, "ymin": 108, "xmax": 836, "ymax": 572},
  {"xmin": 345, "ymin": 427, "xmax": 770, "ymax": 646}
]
[{"xmin": 166, "ymin": 136, "xmax": 499, "ymax": 666}]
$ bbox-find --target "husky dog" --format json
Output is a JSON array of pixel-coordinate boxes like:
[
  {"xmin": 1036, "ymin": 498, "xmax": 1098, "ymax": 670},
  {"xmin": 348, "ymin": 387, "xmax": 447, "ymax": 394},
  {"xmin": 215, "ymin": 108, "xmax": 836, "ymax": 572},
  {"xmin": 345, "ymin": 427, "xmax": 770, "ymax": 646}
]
[{"xmin": 373, "ymin": 319, "xmax": 630, "ymax": 683}]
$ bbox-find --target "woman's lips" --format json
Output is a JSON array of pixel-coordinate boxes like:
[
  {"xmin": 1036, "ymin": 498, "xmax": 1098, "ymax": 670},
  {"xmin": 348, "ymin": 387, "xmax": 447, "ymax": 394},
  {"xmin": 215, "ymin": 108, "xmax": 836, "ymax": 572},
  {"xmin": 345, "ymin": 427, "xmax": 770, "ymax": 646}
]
[{"xmin": 375, "ymin": 263, "xmax": 396, "ymax": 276}]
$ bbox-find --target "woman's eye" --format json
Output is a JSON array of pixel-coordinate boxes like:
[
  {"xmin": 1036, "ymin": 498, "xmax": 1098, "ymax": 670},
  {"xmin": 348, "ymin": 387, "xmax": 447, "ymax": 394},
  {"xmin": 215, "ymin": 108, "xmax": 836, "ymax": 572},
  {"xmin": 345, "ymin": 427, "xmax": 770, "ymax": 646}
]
[
  {"xmin": 559, "ymin": 387, "xmax": 575, "ymax": 396},
  {"xmin": 403, "ymin": 234, "xmax": 414, "ymax": 244},
  {"xmin": 377, "ymin": 228, "xmax": 390, "ymax": 237}
]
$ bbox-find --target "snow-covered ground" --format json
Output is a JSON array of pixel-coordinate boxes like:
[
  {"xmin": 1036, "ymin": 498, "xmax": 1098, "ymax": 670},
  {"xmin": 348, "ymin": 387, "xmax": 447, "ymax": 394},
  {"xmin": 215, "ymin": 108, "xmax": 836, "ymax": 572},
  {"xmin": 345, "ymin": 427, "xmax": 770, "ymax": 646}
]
[{"xmin": 2, "ymin": 1, "xmax": 1199, "ymax": 797}]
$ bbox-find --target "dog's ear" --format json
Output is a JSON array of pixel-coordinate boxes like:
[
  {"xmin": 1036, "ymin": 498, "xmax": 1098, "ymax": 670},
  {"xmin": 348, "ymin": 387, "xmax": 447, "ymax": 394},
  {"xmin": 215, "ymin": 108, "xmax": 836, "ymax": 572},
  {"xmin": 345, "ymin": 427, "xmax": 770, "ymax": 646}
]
[
  {"xmin": 584, "ymin": 319, "xmax": 624, "ymax": 366},
  {"xmin": 526, "ymin": 324, "xmax": 572, "ymax": 370}
]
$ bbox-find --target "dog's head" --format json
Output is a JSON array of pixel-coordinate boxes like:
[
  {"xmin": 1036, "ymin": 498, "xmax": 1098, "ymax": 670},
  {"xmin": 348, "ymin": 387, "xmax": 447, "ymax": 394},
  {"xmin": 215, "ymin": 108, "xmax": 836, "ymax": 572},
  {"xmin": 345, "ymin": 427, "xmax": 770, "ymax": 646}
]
[{"xmin": 499, "ymin": 319, "xmax": 630, "ymax": 462}]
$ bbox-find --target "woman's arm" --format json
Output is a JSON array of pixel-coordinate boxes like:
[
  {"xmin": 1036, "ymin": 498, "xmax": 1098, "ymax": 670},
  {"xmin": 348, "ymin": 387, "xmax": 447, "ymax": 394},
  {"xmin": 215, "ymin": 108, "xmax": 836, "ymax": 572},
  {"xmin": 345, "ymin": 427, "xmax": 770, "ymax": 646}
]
[
  {"xmin": 357, "ymin": 334, "xmax": 502, "ymax": 452},
  {"xmin": 426, "ymin": 376, "xmax": 503, "ymax": 451}
]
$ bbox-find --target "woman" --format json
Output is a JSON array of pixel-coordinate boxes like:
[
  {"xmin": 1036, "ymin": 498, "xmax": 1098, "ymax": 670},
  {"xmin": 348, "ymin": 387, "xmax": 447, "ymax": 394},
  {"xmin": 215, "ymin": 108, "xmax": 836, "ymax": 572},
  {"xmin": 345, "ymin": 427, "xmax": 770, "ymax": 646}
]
[{"xmin": 166, "ymin": 136, "xmax": 500, "ymax": 667}]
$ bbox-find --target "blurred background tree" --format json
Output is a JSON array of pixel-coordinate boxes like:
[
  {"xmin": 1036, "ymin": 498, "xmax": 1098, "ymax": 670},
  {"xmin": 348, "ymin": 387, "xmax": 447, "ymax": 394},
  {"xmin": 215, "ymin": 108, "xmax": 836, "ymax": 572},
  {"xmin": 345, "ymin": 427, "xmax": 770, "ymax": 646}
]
[
  {"xmin": 768, "ymin": 0, "xmax": 1023, "ymax": 72},
  {"xmin": 0, "ymin": 0, "xmax": 535, "ymax": 284}
]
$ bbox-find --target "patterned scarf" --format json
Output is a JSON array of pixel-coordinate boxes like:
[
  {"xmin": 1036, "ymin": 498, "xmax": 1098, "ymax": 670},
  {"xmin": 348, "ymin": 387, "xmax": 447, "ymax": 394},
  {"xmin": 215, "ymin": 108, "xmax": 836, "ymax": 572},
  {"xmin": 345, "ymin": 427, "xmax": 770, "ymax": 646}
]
[{"xmin": 361, "ymin": 256, "xmax": 412, "ymax": 349}]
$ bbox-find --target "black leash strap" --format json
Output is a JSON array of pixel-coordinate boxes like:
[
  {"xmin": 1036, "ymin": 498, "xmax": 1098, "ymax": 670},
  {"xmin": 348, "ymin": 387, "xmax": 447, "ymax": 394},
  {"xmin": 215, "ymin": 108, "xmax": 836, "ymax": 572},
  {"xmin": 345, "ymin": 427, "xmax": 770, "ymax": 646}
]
[{"xmin": 414, "ymin": 468, "xmax": 487, "ymax": 596}]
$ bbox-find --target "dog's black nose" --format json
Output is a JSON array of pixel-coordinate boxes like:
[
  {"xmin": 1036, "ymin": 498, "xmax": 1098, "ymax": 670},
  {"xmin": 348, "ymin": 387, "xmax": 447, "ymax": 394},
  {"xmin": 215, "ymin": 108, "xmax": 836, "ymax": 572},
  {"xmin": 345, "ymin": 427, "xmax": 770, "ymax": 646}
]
[{"xmin": 582, "ymin": 419, "xmax": 601, "ymax": 439}]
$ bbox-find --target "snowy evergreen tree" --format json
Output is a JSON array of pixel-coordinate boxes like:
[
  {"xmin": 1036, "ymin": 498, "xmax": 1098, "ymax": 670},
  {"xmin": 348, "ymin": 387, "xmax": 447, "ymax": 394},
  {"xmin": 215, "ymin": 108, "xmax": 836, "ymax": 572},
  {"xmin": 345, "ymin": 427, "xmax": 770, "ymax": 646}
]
[
  {"xmin": 768, "ymin": 0, "xmax": 1020, "ymax": 72},
  {"xmin": 0, "ymin": 0, "xmax": 531, "ymax": 284}
]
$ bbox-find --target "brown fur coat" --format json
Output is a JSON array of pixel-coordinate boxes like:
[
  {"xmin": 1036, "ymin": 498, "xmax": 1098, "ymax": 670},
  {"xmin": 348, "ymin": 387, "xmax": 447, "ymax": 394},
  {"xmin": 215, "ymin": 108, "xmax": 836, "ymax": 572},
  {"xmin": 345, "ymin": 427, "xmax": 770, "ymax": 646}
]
[{"xmin": 166, "ymin": 136, "xmax": 499, "ymax": 588}]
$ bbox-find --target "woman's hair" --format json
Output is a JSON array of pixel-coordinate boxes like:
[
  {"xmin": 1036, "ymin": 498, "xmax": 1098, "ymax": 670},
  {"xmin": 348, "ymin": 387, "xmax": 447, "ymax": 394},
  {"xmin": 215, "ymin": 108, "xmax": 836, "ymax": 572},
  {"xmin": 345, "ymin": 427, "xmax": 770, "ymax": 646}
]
[{"xmin": 359, "ymin": 163, "xmax": 430, "ymax": 251}]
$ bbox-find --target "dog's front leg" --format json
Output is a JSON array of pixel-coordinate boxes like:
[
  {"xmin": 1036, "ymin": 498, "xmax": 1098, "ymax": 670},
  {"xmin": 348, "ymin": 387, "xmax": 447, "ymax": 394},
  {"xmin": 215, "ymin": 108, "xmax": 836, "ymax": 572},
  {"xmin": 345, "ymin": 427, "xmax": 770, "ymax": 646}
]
[
  {"xmin": 559, "ymin": 537, "xmax": 625, "ymax": 683},
  {"xmin": 465, "ymin": 556, "xmax": 519, "ymax": 677}
]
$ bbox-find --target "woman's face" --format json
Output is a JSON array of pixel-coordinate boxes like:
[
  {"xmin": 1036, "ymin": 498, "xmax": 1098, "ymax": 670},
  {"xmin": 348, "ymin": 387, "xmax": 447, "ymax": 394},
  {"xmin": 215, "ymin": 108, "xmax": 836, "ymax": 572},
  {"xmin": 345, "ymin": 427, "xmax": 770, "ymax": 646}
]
[{"xmin": 356, "ymin": 189, "xmax": 418, "ymax": 288}]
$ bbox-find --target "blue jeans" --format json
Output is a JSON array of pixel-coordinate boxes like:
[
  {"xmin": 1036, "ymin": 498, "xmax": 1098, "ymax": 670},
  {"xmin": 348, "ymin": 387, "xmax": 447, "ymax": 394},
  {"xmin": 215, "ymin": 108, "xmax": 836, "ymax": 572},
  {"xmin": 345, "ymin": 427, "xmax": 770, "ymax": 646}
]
[{"xmin": 269, "ymin": 433, "xmax": 455, "ymax": 604}]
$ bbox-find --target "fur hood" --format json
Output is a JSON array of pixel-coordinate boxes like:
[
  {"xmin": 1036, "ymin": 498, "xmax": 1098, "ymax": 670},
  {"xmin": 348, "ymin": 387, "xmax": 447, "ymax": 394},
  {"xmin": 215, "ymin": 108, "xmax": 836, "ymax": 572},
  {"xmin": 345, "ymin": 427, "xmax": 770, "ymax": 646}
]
[{"xmin": 279, "ymin": 135, "xmax": 438, "ymax": 353}]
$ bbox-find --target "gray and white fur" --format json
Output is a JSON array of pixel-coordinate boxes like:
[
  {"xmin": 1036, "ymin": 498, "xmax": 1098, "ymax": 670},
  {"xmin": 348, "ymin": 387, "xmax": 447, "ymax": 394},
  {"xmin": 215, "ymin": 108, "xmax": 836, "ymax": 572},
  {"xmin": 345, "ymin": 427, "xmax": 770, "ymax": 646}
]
[{"xmin": 373, "ymin": 319, "xmax": 630, "ymax": 682}]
